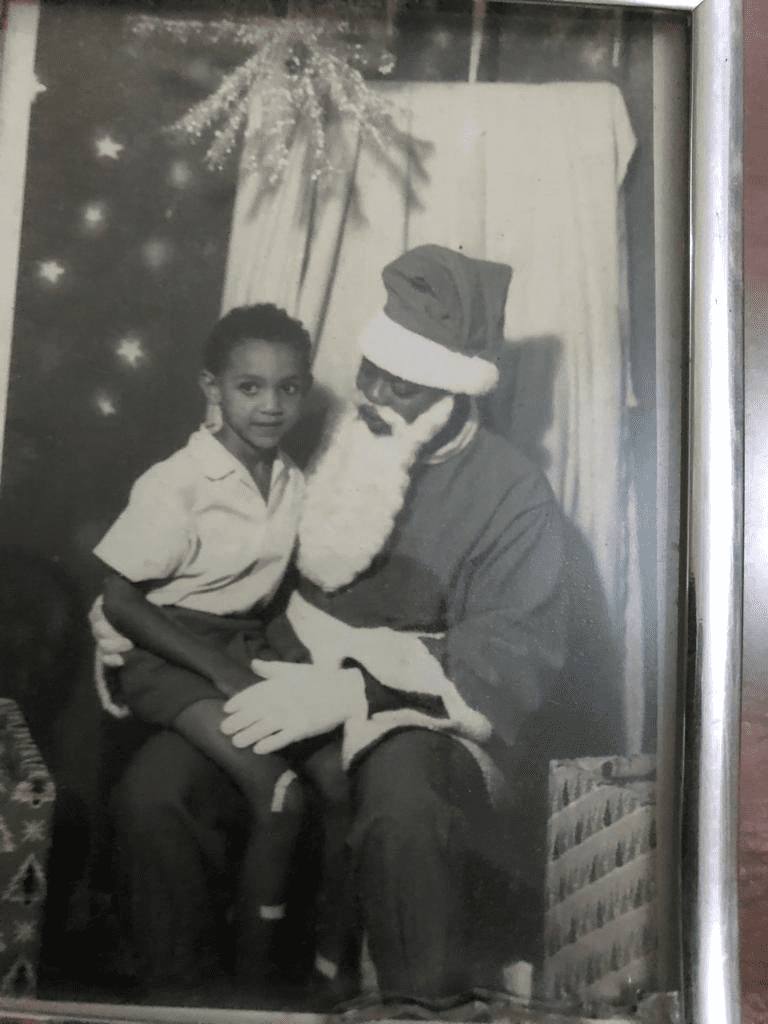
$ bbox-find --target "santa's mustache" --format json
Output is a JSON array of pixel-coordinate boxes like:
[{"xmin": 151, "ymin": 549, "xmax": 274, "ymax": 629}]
[
  {"xmin": 352, "ymin": 391, "xmax": 425, "ymax": 439},
  {"xmin": 356, "ymin": 402, "xmax": 398, "ymax": 436}
]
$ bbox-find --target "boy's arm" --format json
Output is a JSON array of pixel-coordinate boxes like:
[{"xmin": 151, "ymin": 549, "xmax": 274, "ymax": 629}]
[{"xmin": 101, "ymin": 572, "xmax": 260, "ymax": 698}]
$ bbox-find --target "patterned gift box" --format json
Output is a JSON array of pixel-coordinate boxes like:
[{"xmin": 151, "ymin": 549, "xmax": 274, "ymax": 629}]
[
  {"xmin": 541, "ymin": 754, "xmax": 657, "ymax": 1007},
  {"xmin": 0, "ymin": 698, "xmax": 55, "ymax": 997}
]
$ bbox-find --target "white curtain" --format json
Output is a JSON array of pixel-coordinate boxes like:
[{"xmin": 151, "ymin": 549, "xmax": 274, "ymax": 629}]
[{"xmin": 222, "ymin": 81, "xmax": 644, "ymax": 751}]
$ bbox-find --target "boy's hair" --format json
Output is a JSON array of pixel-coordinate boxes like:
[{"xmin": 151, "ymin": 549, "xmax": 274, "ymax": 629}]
[{"xmin": 202, "ymin": 304, "xmax": 312, "ymax": 376}]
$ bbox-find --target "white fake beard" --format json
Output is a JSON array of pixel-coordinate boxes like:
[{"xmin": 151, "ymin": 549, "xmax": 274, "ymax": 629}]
[{"xmin": 297, "ymin": 395, "xmax": 455, "ymax": 593}]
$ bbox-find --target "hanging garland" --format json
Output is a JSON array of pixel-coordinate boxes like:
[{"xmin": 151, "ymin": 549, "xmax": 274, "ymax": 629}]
[{"xmin": 129, "ymin": 14, "xmax": 399, "ymax": 185}]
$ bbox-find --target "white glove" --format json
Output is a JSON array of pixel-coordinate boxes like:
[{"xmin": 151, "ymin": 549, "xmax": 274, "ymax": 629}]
[
  {"xmin": 88, "ymin": 595, "xmax": 134, "ymax": 667},
  {"xmin": 221, "ymin": 661, "xmax": 367, "ymax": 754}
]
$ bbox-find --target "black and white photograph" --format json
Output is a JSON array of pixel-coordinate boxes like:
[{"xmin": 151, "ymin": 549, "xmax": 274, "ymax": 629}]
[{"xmin": 0, "ymin": 0, "xmax": 716, "ymax": 1020}]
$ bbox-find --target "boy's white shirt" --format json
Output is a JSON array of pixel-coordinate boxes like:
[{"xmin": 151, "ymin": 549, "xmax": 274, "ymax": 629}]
[{"xmin": 93, "ymin": 427, "xmax": 304, "ymax": 617}]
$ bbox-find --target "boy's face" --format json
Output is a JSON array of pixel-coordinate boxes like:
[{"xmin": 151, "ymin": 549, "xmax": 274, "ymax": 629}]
[{"xmin": 200, "ymin": 338, "xmax": 310, "ymax": 460}]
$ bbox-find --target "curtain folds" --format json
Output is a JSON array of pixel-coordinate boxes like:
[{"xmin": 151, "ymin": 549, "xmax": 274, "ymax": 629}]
[{"xmin": 222, "ymin": 81, "xmax": 645, "ymax": 751}]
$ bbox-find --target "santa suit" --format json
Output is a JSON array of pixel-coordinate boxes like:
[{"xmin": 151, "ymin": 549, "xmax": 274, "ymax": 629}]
[
  {"xmin": 291, "ymin": 423, "xmax": 567, "ymax": 761},
  {"xmin": 275, "ymin": 414, "xmax": 625, "ymax": 999}
]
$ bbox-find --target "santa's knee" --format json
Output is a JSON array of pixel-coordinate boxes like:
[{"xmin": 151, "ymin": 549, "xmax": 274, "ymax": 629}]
[
  {"xmin": 354, "ymin": 748, "xmax": 442, "ymax": 829},
  {"xmin": 352, "ymin": 789, "xmax": 458, "ymax": 865}
]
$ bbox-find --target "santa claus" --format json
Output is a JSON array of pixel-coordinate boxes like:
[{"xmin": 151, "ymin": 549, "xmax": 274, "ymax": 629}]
[{"xmin": 93, "ymin": 244, "xmax": 623, "ymax": 1007}]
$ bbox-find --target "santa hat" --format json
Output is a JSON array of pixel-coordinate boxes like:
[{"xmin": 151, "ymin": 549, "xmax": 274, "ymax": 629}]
[{"xmin": 358, "ymin": 245, "xmax": 512, "ymax": 396}]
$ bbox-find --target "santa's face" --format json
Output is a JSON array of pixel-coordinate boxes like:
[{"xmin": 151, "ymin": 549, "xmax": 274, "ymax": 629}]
[
  {"xmin": 297, "ymin": 391, "xmax": 455, "ymax": 592},
  {"xmin": 356, "ymin": 358, "xmax": 449, "ymax": 433}
]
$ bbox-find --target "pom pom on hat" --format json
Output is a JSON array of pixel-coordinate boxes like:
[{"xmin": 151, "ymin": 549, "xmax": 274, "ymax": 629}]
[{"xmin": 359, "ymin": 245, "xmax": 512, "ymax": 395}]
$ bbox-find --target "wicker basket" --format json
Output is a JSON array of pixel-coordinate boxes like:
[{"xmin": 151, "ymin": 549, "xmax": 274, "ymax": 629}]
[{"xmin": 540, "ymin": 754, "xmax": 657, "ymax": 1007}]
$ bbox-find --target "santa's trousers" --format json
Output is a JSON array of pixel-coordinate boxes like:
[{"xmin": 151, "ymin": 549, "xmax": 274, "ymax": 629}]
[{"xmin": 109, "ymin": 726, "xmax": 543, "ymax": 999}]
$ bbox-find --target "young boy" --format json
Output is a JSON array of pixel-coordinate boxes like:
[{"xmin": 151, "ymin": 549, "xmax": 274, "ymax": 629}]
[{"xmin": 94, "ymin": 304, "xmax": 353, "ymax": 997}]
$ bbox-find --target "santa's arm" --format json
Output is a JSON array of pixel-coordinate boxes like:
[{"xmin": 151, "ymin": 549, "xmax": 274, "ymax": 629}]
[
  {"xmin": 344, "ymin": 484, "xmax": 568, "ymax": 749},
  {"xmin": 428, "ymin": 492, "xmax": 568, "ymax": 745}
]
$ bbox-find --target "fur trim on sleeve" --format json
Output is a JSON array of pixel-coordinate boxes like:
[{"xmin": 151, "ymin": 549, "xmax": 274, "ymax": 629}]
[
  {"xmin": 345, "ymin": 628, "xmax": 492, "ymax": 744},
  {"xmin": 285, "ymin": 592, "xmax": 492, "ymax": 767},
  {"xmin": 94, "ymin": 649, "xmax": 131, "ymax": 719}
]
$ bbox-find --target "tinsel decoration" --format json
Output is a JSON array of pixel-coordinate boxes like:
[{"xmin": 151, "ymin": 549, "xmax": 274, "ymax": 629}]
[{"xmin": 129, "ymin": 15, "xmax": 399, "ymax": 185}]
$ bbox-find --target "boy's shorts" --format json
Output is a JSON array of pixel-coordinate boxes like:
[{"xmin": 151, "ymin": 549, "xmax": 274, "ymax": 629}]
[{"xmin": 118, "ymin": 606, "xmax": 277, "ymax": 727}]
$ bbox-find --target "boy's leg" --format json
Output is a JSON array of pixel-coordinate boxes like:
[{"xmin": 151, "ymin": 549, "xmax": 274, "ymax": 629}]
[
  {"xmin": 300, "ymin": 740, "xmax": 360, "ymax": 995},
  {"xmin": 174, "ymin": 699, "xmax": 306, "ymax": 981}
]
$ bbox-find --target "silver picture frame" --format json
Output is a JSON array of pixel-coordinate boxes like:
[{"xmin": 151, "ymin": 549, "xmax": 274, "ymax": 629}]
[{"xmin": 0, "ymin": 0, "xmax": 743, "ymax": 1022}]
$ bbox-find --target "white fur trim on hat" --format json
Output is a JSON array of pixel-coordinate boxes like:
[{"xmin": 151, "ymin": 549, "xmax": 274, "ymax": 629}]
[{"xmin": 359, "ymin": 311, "xmax": 499, "ymax": 395}]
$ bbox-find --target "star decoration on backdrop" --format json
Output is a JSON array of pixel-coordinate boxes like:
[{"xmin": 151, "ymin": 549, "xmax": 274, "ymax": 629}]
[
  {"xmin": 37, "ymin": 260, "xmax": 65, "ymax": 285},
  {"xmin": 82, "ymin": 202, "xmax": 107, "ymax": 228},
  {"xmin": 142, "ymin": 238, "xmax": 172, "ymax": 270},
  {"xmin": 93, "ymin": 392, "xmax": 118, "ymax": 417},
  {"xmin": 94, "ymin": 134, "xmax": 124, "ymax": 160},
  {"xmin": 115, "ymin": 335, "xmax": 147, "ymax": 368}
]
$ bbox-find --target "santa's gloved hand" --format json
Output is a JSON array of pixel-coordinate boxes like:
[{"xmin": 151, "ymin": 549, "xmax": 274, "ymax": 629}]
[
  {"xmin": 88, "ymin": 595, "xmax": 134, "ymax": 666},
  {"xmin": 221, "ymin": 661, "xmax": 367, "ymax": 754}
]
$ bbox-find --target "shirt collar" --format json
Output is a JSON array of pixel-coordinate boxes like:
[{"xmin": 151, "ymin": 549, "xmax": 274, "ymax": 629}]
[{"xmin": 187, "ymin": 426, "xmax": 291, "ymax": 486}]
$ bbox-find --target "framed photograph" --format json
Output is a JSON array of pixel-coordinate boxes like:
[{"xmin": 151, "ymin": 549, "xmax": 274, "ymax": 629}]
[{"xmin": 0, "ymin": 0, "xmax": 742, "ymax": 1022}]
